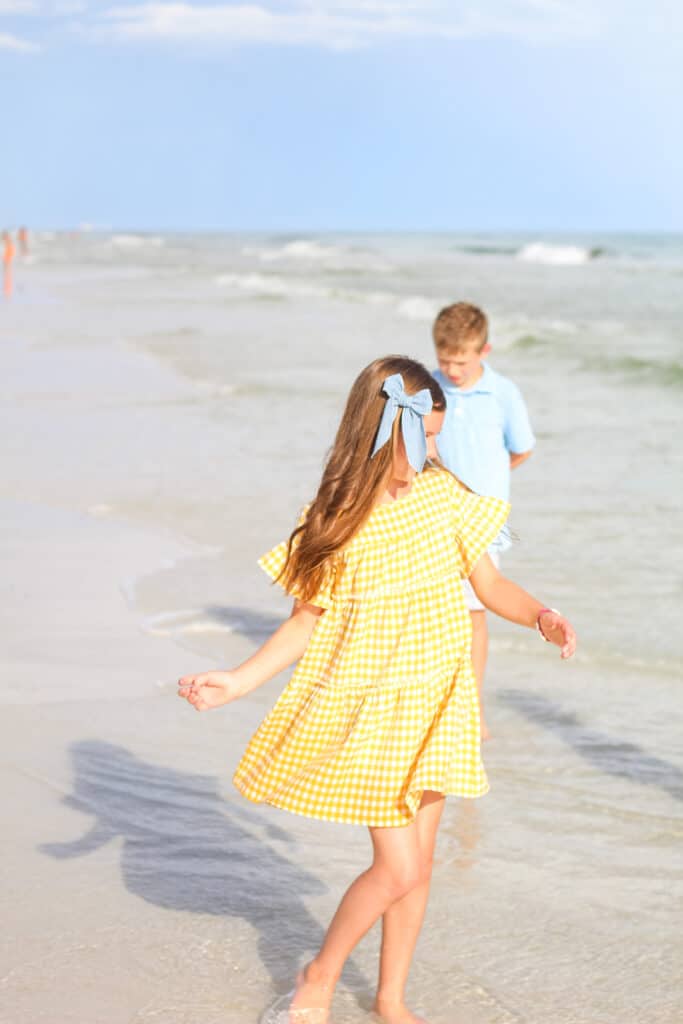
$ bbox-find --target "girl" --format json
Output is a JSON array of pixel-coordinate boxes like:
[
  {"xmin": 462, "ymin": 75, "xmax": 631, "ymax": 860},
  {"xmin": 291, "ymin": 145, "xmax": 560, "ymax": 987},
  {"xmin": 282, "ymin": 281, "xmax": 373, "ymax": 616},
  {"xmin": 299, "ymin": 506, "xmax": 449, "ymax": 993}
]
[{"xmin": 178, "ymin": 356, "xmax": 576, "ymax": 1024}]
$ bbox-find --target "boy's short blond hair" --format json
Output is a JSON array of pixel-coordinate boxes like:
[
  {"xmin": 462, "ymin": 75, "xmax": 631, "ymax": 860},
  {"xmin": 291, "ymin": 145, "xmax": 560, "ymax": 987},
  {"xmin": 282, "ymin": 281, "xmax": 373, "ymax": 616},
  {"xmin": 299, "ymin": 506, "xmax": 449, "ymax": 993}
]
[{"xmin": 433, "ymin": 302, "xmax": 488, "ymax": 353}]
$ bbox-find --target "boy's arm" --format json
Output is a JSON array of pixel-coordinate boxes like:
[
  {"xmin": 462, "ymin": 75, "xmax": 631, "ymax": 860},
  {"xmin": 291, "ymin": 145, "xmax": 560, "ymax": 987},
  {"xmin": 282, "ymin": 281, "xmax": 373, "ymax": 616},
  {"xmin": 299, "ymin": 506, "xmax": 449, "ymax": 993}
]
[
  {"xmin": 502, "ymin": 380, "xmax": 535, "ymax": 466},
  {"xmin": 510, "ymin": 449, "xmax": 532, "ymax": 469}
]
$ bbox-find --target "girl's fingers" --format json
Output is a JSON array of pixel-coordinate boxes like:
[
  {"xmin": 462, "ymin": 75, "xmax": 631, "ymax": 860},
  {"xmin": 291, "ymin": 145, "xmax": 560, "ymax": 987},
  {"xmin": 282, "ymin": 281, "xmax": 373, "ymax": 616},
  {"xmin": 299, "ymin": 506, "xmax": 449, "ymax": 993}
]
[
  {"xmin": 543, "ymin": 616, "xmax": 576, "ymax": 659},
  {"xmin": 177, "ymin": 679, "xmax": 212, "ymax": 710},
  {"xmin": 559, "ymin": 621, "xmax": 577, "ymax": 658},
  {"xmin": 178, "ymin": 673, "xmax": 212, "ymax": 696},
  {"xmin": 178, "ymin": 677, "xmax": 204, "ymax": 702},
  {"xmin": 179, "ymin": 672, "xmax": 213, "ymax": 685}
]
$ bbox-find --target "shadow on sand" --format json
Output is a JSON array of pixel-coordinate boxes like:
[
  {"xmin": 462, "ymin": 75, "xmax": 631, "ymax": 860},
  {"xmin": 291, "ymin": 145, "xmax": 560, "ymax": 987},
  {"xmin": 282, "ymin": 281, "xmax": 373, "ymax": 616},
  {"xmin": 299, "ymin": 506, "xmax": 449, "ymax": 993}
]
[
  {"xmin": 40, "ymin": 740, "xmax": 368, "ymax": 994},
  {"xmin": 498, "ymin": 689, "xmax": 683, "ymax": 802},
  {"xmin": 200, "ymin": 606, "xmax": 285, "ymax": 643}
]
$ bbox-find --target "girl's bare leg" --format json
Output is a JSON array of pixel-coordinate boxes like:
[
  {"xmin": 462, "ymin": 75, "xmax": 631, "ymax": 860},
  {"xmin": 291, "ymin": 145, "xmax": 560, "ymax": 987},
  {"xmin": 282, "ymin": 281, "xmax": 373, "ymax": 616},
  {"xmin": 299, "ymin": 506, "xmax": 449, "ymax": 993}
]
[
  {"xmin": 374, "ymin": 791, "xmax": 446, "ymax": 1024},
  {"xmin": 290, "ymin": 815, "xmax": 426, "ymax": 1015}
]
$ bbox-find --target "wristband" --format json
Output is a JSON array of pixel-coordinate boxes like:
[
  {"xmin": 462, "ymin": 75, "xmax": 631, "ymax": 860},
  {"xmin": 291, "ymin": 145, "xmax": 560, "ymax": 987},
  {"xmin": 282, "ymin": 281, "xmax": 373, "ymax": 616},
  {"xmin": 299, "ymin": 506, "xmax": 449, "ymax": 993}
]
[{"xmin": 536, "ymin": 608, "xmax": 560, "ymax": 642}]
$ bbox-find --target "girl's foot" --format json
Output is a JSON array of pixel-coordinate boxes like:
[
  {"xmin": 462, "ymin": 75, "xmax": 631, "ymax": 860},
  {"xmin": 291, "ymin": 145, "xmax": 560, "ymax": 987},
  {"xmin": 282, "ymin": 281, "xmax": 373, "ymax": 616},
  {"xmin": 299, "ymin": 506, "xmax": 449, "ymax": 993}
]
[
  {"xmin": 288, "ymin": 1011, "xmax": 328, "ymax": 1024},
  {"xmin": 373, "ymin": 998, "xmax": 429, "ymax": 1024},
  {"xmin": 289, "ymin": 962, "xmax": 334, "ymax": 1022}
]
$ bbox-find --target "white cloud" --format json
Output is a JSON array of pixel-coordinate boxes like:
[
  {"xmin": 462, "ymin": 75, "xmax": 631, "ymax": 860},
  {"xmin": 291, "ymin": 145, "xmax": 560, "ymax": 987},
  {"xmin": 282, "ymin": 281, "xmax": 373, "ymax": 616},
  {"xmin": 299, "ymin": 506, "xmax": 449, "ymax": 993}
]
[
  {"xmin": 0, "ymin": 0, "xmax": 87, "ymax": 14},
  {"xmin": 0, "ymin": 0, "xmax": 39, "ymax": 54},
  {"xmin": 0, "ymin": 0, "xmax": 86, "ymax": 54},
  {"xmin": 99, "ymin": 0, "xmax": 604, "ymax": 49},
  {"xmin": 8, "ymin": 0, "xmax": 677, "ymax": 55},
  {"xmin": 47, "ymin": 0, "xmax": 89, "ymax": 12},
  {"xmin": 0, "ymin": 28, "xmax": 39, "ymax": 46},
  {"xmin": 0, "ymin": 0, "xmax": 37, "ymax": 11}
]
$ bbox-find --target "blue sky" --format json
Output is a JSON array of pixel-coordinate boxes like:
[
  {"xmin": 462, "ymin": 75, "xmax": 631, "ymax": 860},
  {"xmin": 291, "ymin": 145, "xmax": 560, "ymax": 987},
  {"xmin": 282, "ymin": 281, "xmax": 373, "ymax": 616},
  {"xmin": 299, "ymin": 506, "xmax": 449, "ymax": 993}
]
[{"xmin": 1, "ymin": 1, "xmax": 682, "ymax": 231}]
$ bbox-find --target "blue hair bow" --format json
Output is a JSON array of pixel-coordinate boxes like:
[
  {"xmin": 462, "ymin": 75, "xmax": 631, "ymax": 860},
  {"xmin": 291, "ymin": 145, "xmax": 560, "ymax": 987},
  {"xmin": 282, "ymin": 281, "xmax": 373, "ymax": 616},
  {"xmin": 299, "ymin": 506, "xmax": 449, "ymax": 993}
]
[{"xmin": 371, "ymin": 373, "xmax": 433, "ymax": 472}]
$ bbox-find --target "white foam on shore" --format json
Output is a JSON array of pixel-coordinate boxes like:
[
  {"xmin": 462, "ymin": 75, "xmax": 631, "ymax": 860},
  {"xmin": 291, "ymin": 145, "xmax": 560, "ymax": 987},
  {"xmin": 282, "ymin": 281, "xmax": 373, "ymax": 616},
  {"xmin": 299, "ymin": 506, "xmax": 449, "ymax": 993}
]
[{"xmin": 143, "ymin": 608, "xmax": 234, "ymax": 637}]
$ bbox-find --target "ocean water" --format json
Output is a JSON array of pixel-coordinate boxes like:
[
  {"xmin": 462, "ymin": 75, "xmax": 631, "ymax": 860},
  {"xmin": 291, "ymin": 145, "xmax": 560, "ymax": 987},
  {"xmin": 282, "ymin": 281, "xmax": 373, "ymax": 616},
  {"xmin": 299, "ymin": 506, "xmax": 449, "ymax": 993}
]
[
  {"xmin": 2, "ymin": 230, "xmax": 682, "ymax": 1024},
  {"xmin": 25, "ymin": 228, "xmax": 683, "ymax": 665}
]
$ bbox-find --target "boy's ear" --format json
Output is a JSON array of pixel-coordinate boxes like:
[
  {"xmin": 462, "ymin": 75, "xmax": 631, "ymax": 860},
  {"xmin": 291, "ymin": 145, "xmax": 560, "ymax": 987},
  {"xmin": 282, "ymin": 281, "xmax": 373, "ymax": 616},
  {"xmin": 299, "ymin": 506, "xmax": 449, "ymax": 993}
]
[{"xmin": 481, "ymin": 342, "xmax": 492, "ymax": 357}]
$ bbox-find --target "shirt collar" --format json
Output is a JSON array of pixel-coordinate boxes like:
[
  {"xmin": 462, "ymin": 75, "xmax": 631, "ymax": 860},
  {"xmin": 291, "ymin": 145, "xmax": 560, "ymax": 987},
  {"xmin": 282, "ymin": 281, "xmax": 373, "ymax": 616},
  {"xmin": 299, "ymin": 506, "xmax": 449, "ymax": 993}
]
[{"xmin": 436, "ymin": 362, "xmax": 495, "ymax": 396}]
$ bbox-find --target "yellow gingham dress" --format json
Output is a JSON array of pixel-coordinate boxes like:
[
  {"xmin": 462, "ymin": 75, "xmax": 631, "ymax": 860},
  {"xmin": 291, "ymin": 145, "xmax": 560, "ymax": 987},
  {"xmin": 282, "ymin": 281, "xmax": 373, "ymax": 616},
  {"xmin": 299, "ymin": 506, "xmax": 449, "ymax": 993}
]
[{"xmin": 233, "ymin": 468, "xmax": 510, "ymax": 827}]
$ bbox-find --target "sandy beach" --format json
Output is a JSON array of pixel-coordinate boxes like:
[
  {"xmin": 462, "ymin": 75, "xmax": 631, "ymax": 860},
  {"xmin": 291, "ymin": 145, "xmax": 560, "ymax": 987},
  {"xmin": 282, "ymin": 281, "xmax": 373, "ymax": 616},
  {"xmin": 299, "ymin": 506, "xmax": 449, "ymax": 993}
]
[{"xmin": 1, "ymin": 237, "xmax": 681, "ymax": 1024}]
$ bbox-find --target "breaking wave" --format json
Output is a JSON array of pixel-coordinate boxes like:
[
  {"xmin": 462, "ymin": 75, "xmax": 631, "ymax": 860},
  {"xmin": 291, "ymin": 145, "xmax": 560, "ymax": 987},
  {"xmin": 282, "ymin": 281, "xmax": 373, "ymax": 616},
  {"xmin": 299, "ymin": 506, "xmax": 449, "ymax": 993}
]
[{"xmin": 516, "ymin": 242, "xmax": 604, "ymax": 265}]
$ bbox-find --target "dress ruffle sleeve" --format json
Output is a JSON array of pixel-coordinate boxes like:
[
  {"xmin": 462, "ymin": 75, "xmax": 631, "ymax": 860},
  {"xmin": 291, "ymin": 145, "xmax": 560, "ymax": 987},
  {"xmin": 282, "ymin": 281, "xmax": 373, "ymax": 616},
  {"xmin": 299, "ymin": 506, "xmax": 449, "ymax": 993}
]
[
  {"xmin": 453, "ymin": 488, "xmax": 511, "ymax": 578},
  {"xmin": 258, "ymin": 507, "xmax": 339, "ymax": 611}
]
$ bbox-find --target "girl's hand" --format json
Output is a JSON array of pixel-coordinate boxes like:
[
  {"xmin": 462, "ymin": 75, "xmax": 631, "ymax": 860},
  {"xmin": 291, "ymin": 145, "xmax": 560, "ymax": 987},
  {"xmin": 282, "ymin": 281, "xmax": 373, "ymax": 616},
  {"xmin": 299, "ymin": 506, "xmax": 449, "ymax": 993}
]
[
  {"xmin": 538, "ymin": 611, "xmax": 577, "ymax": 659},
  {"xmin": 177, "ymin": 670, "xmax": 239, "ymax": 711}
]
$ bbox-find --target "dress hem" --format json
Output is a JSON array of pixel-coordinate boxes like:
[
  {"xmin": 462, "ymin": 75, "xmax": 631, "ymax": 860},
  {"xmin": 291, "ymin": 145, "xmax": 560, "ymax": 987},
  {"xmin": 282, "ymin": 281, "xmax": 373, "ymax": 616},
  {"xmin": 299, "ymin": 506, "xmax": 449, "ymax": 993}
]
[{"xmin": 233, "ymin": 779, "xmax": 490, "ymax": 827}]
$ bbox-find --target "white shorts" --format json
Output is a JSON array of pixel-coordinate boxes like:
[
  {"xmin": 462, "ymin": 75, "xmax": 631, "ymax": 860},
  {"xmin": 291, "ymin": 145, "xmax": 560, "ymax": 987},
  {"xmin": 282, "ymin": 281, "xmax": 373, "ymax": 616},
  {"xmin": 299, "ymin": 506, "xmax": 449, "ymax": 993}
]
[{"xmin": 461, "ymin": 550, "xmax": 500, "ymax": 612}]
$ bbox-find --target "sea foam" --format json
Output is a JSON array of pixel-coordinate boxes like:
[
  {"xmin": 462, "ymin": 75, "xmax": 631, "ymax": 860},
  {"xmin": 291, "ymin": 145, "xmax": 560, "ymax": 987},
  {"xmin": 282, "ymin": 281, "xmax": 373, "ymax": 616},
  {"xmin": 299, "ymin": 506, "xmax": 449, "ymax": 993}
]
[
  {"xmin": 110, "ymin": 234, "xmax": 165, "ymax": 248},
  {"xmin": 215, "ymin": 272, "xmax": 329, "ymax": 299},
  {"xmin": 395, "ymin": 295, "xmax": 439, "ymax": 321},
  {"xmin": 516, "ymin": 242, "xmax": 595, "ymax": 265},
  {"xmin": 246, "ymin": 237, "xmax": 392, "ymax": 273}
]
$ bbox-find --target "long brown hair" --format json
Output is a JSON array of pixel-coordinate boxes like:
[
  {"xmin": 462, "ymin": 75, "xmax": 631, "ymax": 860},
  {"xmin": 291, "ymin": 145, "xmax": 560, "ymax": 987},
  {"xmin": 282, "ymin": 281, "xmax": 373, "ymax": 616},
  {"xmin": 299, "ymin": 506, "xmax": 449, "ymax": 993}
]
[{"xmin": 280, "ymin": 356, "xmax": 446, "ymax": 603}]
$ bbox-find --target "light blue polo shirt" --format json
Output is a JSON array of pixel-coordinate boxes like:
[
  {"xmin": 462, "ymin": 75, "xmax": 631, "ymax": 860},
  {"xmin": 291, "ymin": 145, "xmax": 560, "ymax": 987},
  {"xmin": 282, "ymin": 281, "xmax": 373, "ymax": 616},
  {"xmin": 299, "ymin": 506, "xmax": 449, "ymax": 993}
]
[{"xmin": 433, "ymin": 363, "xmax": 535, "ymax": 550}]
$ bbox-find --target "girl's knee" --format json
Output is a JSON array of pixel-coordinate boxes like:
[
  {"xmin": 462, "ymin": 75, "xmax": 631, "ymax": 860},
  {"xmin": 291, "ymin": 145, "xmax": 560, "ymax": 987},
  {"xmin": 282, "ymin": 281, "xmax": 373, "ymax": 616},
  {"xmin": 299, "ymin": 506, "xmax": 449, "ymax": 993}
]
[
  {"xmin": 373, "ymin": 858, "xmax": 427, "ymax": 901},
  {"xmin": 389, "ymin": 868, "xmax": 423, "ymax": 901}
]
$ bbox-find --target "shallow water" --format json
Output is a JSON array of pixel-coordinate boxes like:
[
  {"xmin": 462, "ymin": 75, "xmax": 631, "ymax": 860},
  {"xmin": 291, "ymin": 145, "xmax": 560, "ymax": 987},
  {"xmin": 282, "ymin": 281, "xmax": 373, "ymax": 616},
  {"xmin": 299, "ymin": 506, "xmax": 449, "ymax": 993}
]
[{"xmin": 1, "ymin": 231, "xmax": 681, "ymax": 1023}]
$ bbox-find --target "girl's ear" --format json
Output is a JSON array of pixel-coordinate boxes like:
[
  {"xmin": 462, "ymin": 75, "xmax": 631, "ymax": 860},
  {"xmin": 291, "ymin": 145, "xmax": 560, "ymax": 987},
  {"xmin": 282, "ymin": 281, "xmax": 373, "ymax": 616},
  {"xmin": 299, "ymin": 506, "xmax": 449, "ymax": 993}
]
[{"xmin": 481, "ymin": 342, "xmax": 492, "ymax": 357}]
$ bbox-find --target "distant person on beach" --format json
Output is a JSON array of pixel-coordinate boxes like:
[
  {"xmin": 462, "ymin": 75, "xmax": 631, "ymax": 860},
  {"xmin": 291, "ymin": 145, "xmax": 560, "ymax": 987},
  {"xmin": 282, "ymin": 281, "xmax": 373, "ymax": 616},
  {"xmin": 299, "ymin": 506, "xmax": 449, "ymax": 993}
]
[
  {"xmin": 432, "ymin": 303, "xmax": 535, "ymax": 740},
  {"xmin": 178, "ymin": 356, "xmax": 574, "ymax": 1024},
  {"xmin": 18, "ymin": 226, "xmax": 28, "ymax": 257},
  {"xmin": 2, "ymin": 231, "xmax": 15, "ymax": 296}
]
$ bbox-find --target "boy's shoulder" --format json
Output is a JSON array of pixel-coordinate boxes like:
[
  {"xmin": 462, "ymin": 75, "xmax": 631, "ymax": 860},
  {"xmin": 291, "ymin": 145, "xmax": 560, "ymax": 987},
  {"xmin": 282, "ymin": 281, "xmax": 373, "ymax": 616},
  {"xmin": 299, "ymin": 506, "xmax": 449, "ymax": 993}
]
[{"xmin": 480, "ymin": 363, "xmax": 526, "ymax": 399}]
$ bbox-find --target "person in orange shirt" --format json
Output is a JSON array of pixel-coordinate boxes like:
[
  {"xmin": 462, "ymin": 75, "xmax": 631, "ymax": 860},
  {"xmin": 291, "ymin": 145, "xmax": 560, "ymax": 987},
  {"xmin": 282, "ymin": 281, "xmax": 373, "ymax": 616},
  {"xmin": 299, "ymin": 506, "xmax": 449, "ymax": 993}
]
[{"xmin": 3, "ymin": 231, "xmax": 15, "ymax": 297}]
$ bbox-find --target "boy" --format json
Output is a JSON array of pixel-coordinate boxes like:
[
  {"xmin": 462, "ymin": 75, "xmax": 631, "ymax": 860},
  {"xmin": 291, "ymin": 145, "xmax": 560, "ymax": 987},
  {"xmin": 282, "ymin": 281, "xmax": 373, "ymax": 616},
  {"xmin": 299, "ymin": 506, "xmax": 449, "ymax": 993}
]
[{"xmin": 432, "ymin": 302, "xmax": 535, "ymax": 740}]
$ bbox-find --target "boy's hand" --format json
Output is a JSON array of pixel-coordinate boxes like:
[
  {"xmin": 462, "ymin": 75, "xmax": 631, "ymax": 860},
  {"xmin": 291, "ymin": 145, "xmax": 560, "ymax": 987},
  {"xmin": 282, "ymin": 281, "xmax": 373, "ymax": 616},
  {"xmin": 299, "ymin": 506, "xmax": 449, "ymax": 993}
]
[
  {"xmin": 177, "ymin": 671, "xmax": 239, "ymax": 711},
  {"xmin": 538, "ymin": 611, "xmax": 577, "ymax": 660}
]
